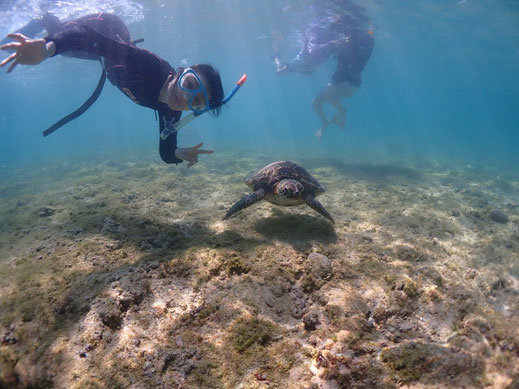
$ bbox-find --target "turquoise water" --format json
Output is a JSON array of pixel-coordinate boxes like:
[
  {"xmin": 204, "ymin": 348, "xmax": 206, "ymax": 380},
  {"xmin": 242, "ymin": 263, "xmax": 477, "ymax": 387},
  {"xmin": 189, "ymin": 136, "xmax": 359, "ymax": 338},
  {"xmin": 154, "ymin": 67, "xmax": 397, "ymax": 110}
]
[
  {"xmin": 1, "ymin": 3, "xmax": 519, "ymax": 387},
  {"xmin": 0, "ymin": 0, "xmax": 518, "ymax": 172}
]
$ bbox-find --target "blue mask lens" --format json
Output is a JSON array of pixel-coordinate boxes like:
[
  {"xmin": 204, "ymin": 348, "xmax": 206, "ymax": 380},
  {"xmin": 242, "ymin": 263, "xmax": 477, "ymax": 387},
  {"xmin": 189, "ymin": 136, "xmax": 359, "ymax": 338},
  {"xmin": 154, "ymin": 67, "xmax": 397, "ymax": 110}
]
[{"xmin": 178, "ymin": 68, "xmax": 211, "ymax": 115}]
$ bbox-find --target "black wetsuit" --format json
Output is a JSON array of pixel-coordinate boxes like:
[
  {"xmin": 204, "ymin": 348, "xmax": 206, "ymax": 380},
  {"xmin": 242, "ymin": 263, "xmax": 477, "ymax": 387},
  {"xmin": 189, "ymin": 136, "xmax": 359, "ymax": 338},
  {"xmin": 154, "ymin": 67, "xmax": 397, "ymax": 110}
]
[
  {"xmin": 43, "ymin": 13, "xmax": 183, "ymax": 164},
  {"xmin": 331, "ymin": 30, "xmax": 374, "ymax": 87},
  {"xmin": 286, "ymin": 15, "xmax": 374, "ymax": 88}
]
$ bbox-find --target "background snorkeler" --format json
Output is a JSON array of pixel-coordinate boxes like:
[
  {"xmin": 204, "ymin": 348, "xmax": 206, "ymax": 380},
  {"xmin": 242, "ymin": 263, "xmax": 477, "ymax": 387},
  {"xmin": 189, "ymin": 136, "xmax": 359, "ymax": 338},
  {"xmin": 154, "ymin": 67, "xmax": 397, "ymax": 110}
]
[{"xmin": 274, "ymin": 2, "xmax": 374, "ymax": 139}]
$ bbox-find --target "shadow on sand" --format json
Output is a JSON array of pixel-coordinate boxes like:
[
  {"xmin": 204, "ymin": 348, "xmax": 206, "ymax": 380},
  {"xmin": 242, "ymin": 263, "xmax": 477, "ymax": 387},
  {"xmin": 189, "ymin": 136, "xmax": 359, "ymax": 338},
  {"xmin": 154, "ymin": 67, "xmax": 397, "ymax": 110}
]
[{"xmin": 253, "ymin": 209, "xmax": 337, "ymax": 247}]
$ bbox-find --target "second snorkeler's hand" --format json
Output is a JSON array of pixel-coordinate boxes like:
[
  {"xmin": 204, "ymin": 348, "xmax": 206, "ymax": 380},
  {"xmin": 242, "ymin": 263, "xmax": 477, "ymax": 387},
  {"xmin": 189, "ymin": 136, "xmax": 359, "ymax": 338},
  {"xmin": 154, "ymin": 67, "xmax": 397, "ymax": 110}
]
[
  {"xmin": 276, "ymin": 65, "xmax": 290, "ymax": 75},
  {"xmin": 175, "ymin": 142, "xmax": 214, "ymax": 167},
  {"xmin": 274, "ymin": 57, "xmax": 289, "ymax": 75},
  {"xmin": 0, "ymin": 34, "xmax": 55, "ymax": 73}
]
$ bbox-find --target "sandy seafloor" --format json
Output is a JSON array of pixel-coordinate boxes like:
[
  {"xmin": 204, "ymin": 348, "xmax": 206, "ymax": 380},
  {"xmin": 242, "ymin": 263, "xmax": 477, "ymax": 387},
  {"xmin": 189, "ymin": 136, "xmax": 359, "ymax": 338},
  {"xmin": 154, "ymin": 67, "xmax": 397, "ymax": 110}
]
[{"xmin": 0, "ymin": 149, "xmax": 518, "ymax": 389}]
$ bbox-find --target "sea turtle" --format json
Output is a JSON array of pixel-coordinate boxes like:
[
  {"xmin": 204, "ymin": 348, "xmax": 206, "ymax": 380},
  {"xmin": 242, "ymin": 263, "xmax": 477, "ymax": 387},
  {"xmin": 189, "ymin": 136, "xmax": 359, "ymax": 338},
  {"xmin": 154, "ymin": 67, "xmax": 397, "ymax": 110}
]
[{"xmin": 223, "ymin": 161, "xmax": 334, "ymax": 223}]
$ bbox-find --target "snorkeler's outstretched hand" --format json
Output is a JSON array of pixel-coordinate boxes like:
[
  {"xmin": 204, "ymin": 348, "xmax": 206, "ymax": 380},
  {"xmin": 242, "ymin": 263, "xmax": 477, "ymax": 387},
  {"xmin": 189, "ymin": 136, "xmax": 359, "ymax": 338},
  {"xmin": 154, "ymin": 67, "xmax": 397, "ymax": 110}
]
[
  {"xmin": 0, "ymin": 34, "xmax": 53, "ymax": 73},
  {"xmin": 274, "ymin": 57, "xmax": 290, "ymax": 75},
  {"xmin": 175, "ymin": 142, "xmax": 214, "ymax": 167}
]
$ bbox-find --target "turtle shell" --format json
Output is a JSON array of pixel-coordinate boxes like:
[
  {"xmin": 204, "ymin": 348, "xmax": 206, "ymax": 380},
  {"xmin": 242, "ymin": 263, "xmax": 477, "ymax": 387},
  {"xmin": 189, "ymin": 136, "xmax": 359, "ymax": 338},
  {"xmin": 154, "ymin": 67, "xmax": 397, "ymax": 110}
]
[{"xmin": 245, "ymin": 161, "xmax": 325, "ymax": 194}]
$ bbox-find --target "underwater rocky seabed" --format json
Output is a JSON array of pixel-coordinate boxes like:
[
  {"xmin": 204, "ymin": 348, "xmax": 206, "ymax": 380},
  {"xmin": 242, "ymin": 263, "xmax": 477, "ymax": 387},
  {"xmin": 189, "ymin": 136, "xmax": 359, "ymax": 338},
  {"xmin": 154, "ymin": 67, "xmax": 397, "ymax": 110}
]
[{"xmin": 0, "ymin": 149, "xmax": 518, "ymax": 389}]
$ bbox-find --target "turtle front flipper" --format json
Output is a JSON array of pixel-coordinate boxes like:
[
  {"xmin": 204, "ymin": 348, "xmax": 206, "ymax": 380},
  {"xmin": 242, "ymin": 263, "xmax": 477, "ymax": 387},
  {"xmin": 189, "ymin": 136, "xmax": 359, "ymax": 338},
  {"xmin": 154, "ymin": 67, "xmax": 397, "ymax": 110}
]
[
  {"xmin": 223, "ymin": 188, "xmax": 266, "ymax": 220},
  {"xmin": 305, "ymin": 195, "xmax": 335, "ymax": 224}
]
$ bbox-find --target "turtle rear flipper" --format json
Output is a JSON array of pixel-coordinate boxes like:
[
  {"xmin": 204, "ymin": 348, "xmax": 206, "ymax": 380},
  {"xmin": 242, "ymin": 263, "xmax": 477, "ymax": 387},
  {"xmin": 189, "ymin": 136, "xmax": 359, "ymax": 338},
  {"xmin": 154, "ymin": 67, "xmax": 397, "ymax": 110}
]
[
  {"xmin": 223, "ymin": 188, "xmax": 266, "ymax": 220},
  {"xmin": 305, "ymin": 195, "xmax": 335, "ymax": 224}
]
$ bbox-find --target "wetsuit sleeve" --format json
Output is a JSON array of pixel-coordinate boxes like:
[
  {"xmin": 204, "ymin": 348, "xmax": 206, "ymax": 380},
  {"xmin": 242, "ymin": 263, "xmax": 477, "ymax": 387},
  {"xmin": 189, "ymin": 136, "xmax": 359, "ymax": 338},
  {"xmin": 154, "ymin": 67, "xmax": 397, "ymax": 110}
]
[
  {"xmin": 158, "ymin": 111, "xmax": 183, "ymax": 164},
  {"xmin": 286, "ymin": 51, "xmax": 320, "ymax": 74},
  {"xmin": 285, "ymin": 37, "xmax": 334, "ymax": 74},
  {"xmin": 45, "ymin": 24, "xmax": 144, "ymax": 63}
]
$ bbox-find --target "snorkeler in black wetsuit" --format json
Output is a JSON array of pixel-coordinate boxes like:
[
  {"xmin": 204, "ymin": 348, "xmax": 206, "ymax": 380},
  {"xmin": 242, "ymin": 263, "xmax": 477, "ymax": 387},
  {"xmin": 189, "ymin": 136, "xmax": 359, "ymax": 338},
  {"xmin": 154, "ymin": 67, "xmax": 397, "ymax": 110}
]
[
  {"xmin": 275, "ymin": 11, "xmax": 374, "ymax": 139},
  {"xmin": 0, "ymin": 13, "xmax": 228, "ymax": 167}
]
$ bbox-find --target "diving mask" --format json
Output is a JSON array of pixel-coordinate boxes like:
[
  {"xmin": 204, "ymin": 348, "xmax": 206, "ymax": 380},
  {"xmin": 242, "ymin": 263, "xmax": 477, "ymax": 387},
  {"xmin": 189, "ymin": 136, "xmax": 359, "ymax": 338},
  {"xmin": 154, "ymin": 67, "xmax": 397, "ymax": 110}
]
[{"xmin": 178, "ymin": 67, "xmax": 212, "ymax": 115}]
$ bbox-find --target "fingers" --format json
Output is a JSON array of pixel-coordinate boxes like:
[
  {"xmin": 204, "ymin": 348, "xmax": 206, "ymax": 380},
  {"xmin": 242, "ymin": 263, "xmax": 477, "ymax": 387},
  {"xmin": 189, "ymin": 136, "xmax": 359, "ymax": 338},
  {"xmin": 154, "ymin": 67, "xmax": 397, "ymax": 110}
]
[
  {"xmin": 187, "ymin": 156, "xmax": 197, "ymax": 167},
  {"xmin": 183, "ymin": 142, "xmax": 214, "ymax": 167},
  {"xmin": 192, "ymin": 142, "xmax": 213, "ymax": 154},
  {"xmin": 7, "ymin": 60, "xmax": 18, "ymax": 73},
  {"xmin": 0, "ymin": 52, "xmax": 16, "ymax": 68},
  {"xmin": 1, "ymin": 39, "xmax": 21, "ymax": 73},
  {"xmin": 0, "ymin": 42, "xmax": 21, "ymax": 51},
  {"xmin": 7, "ymin": 33, "xmax": 29, "ymax": 43}
]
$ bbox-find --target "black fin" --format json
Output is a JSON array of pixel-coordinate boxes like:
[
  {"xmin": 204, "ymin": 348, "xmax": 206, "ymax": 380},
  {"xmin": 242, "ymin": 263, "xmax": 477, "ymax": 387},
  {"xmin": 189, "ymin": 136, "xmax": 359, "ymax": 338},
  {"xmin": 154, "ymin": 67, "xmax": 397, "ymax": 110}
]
[
  {"xmin": 43, "ymin": 68, "xmax": 106, "ymax": 137},
  {"xmin": 223, "ymin": 188, "xmax": 266, "ymax": 220},
  {"xmin": 305, "ymin": 195, "xmax": 335, "ymax": 224}
]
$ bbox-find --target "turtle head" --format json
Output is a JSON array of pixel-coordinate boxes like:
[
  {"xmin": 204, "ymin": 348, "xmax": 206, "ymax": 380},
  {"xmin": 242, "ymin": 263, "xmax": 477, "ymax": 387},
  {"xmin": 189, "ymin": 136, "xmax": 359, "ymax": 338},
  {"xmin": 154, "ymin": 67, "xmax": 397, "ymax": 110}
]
[{"xmin": 275, "ymin": 179, "xmax": 304, "ymax": 200}]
